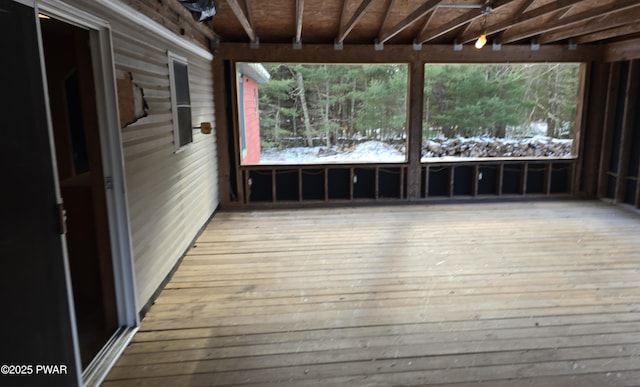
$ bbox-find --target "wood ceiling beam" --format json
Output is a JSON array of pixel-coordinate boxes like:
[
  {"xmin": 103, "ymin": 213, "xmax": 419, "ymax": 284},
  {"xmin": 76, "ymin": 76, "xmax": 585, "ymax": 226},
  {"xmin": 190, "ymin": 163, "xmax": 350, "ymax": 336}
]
[
  {"xmin": 576, "ymin": 23, "xmax": 640, "ymax": 45},
  {"xmin": 416, "ymin": 0, "xmax": 512, "ymax": 45},
  {"xmin": 499, "ymin": 0, "xmax": 640, "ymax": 45},
  {"xmin": 216, "ymin": 42, "xmax": 600, "ymax": 63},
  {"xmin": 337, "ymin": 0, "xmax": 379, "ymax": 44},
  {"xmin": 377, "ymin": 0, "xmax": 442, "ymax": 44},
  {"xmin": 604, "ymin": 37, "xmax": 640, "ymax": 62},
  {"xmin": 539, "ymin": 9, "xmax": 640, "ymax": 45},
  {"xmin": 226, "ymin": 0, "xmax": 257, "ymax": 42},
  {"xmin": 295, "ymin": 0, "xmax": 304, "ymax": 44},
  {"xmin": 457, "ymin": 0, "xmax": 583, "ymax": 45}
]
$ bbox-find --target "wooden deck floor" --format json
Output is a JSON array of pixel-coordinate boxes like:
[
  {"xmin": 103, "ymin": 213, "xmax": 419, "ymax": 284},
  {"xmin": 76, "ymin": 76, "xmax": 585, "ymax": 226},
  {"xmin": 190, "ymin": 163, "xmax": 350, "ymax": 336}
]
[{"xmin": 103, "ymin": 201, "xmax": 640, "ymax": 386}]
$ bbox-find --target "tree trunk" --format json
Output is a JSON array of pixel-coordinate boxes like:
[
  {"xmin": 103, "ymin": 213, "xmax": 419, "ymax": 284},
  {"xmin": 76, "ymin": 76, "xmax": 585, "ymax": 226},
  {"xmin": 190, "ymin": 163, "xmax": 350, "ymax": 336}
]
[
  {"xmin": 424, "ymin": 74, "xmax": 430, "ymax": 138},
  {"xmin": 547, "ymin": 66, "xmax": 560, "ymax": 138},
  {"xmin": 350, "ymin": 78, "xmax": 356, "ymax": 138},
  {"xmin": 295, "ymin": 70, "xmax": 314, "ymax": 147},
  {"xmin": 274, "ymin": 105, "xmax": 280, "ymax": 143},
  {"xmin": 324, "ymin": 66, "xmax": 331, "ymax": 147}
]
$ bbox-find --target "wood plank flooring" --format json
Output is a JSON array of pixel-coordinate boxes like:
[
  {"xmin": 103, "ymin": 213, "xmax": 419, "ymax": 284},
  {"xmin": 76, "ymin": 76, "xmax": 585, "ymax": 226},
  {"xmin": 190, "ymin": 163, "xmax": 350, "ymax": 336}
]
[{"xmin": 102, "ymin": 201, "xmax": 640, "ymax": 386}]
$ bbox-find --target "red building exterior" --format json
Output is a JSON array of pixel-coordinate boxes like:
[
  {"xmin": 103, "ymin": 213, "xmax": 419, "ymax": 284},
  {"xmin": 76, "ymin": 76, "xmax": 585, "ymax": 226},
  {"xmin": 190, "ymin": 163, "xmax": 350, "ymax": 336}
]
[{"xmin": 238, "ymin": 63, "xmax": 270, "ymax": 164}]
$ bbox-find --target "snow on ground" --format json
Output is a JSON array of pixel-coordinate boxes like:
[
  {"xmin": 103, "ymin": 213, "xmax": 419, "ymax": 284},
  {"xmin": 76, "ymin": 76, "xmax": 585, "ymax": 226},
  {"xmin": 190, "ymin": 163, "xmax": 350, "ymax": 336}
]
[
  {"xmin": 258, "ymin": 137, "xmax": 573, "ymax": 164},
  {"xmin": 259, "ymin": 141, "xmax": 406, "ymax": 164}
]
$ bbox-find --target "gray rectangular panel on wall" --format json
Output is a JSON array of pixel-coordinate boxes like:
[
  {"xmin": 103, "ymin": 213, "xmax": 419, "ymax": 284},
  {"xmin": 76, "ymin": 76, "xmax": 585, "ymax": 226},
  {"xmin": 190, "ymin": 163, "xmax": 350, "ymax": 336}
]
[{"xmin": 0, "ymin": 2, "xmax": 80, "ymax": 386}]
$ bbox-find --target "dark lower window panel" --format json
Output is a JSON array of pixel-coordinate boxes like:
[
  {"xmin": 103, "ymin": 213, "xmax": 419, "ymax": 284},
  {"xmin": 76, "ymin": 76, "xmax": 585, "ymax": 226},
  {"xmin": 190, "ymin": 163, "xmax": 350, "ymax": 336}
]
[
  {"xmin": 248, "ymin": 170, "xmax": 272, "ymax": 202},
  {"xmin": 301, "ymin": 169, "xmax": 325, "ymax": 200}
]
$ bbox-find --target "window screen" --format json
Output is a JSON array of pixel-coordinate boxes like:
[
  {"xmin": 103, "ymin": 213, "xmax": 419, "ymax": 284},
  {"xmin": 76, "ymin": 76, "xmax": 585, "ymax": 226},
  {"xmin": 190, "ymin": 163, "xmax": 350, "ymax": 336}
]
[{"xmin": 169, "ymin": 54, "xmax": 192, "ymax": 149}]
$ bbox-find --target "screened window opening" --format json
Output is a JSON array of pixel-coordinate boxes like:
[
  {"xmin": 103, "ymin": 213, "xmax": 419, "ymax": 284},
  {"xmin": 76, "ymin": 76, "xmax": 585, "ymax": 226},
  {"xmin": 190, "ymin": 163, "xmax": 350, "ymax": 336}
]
[
  {"xmin": 237, "ymin": 63, "xmax": 408, "ymax": 165},
  {"xmin": 422, "ymin": 63, "xmax": 582, "ymax": 161},
  {"xmin": 169, "ymin": 53, "xmax": 192, "ymax": 150}
]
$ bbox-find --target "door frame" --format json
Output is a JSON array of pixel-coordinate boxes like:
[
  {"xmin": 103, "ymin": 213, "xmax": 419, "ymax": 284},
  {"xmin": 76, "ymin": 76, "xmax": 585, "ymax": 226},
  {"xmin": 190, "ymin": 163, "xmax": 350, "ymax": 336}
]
[{"xmin": 37, "ymin": 0, "xmax": 139, "ymax": 384}]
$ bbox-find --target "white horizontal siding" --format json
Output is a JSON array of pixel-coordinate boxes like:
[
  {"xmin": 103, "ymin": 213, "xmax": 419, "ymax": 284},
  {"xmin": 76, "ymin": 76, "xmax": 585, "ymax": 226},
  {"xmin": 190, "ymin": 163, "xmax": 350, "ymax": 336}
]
[
  {"xmin": 66, "ymin": 0, "xmax": 219, "ymax": 308},
  {"xmin": 117, "ymin": 38, "xmax": 217, "ymax": 307}
]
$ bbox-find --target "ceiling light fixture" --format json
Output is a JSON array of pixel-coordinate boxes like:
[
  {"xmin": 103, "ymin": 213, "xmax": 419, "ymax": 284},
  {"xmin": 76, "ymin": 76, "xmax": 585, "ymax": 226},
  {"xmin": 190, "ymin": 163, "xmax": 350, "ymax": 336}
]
[
  {"xmin": 475, "ymin": 33, "xmax": 487, "ymax": 49},
  {"xmin": 475, "ymin": 2, "xmax": 491, "ymax": 49},
  {"xmin": 38, "ymin": 13, "xmax": 50, "ymax": 19}
]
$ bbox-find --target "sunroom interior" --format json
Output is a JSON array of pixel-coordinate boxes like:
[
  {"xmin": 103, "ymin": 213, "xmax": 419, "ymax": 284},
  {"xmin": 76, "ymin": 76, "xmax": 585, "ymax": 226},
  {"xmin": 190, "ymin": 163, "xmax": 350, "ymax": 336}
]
[
  {"xmin": 4, "ymin": 0, "xmax": 640, "ymax": 386},
  {"xmin": 100, "ymin": 0, "xmax": 640, "ymax": 385},
  {"xmin": 206, "ymin": 0, "xmax": 640, "ymax": 210}
]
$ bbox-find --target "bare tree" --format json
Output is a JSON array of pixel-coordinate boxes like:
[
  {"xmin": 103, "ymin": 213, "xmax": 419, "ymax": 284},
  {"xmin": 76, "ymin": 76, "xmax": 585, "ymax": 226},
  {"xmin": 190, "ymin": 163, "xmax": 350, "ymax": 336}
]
[{"xmin": 294, "ymin": 70, "xmax": 314, "ymax": 147}]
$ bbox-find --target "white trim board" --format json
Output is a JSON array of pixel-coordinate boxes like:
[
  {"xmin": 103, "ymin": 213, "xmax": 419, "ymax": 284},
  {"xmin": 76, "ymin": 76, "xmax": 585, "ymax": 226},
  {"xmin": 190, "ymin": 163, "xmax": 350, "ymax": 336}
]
[
  {"xmin": 37, "ymin": 1, "xmax": 140, "ymax": 385},
  {"xmin": 13, "ymin": 0, "xmax": 35, "ymax": 7}
]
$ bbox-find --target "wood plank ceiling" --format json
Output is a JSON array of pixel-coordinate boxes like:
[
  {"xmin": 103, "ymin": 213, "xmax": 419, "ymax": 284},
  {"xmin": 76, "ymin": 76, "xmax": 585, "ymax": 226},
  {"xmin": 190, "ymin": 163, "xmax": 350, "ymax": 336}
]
[{"xmin": 208, "ymin": 0, "xmax": 640, "ymax": 48}]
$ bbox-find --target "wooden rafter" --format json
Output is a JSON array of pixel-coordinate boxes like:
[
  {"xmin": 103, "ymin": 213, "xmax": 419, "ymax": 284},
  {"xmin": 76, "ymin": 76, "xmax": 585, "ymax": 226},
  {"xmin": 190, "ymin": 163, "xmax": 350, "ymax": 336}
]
[
  {"xmin": 458, "ymin": 10, "xmax": 478, "ymax": 38},
  {"xmin": 244, "ymin": 0, "xmax": 255, "ymax": 30},
  {"xmin": 539, "ymin": 9, "xmax": 640, "ymax": 44},
  {"xmin": 416, "ymin": 10, "xmax": 437, "ymax": 41},
  {"xmin": 417, "ymin": 8, "xmax": 481, "ymax": 44},
  {"xmin": 576, "ymin": 23, "xmax": 640, "ymax": 45},
  {"xmin": 512, "ymin": 0, "xmax": 535, "ymax": 16},
  {"xmin": 226, "ymin": 0, "xmax": 257, "ymax": 42},
  {"xmin": 499, "ymin": 0, "xmax": 640, "ymax": 45},
  {"xmin": 295, "ymin": 0, "xmax": 304, "ymax": 43},
  {"xmin": 458, "ymin": 0, "xmax": 584, "ymax": 44},
  {"xmin": 338, "ymin": 0, "xmax": 350, "ymax": 38},
  {"xmin": 209, "ymin": 0, "xmax": 640, "ymax": 48},
  {"xmin": 556, "ymin": 5, "xmax": 574, "ymax": 20},
  {"xmin": 377, "ymin": 0, "xmax": 396, "ymax": 38},
  {"xmin": 337, "ymin": 0, "xmax": 379, "ymax": 44},
  {"xmin": 416, "ymin": 0, "xmax": 512, "ymax": 45},
  {"xmin": 378, "ymin": 0, "xmax": 441, "ymax": 44}
]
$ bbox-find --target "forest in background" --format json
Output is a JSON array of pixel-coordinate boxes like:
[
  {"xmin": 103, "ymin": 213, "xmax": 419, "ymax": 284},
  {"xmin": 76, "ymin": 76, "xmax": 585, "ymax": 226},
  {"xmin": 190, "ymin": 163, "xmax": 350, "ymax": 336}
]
[
  {"xmin": 252, "ymin": 63, "xmax": 580, "ymax": 160},
  {"xmin": 424, "ymin": 63, "xmax": 579, "ymax": 139}
]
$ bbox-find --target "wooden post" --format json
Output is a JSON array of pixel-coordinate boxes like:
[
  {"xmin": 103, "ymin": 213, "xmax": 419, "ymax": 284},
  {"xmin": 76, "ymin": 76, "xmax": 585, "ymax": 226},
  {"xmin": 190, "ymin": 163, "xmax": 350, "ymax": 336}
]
[
  {"xmin": 449, "ymin": 166, "xmax": 455, "ymax": 197},
  {"xmin": 545, "ymin": 163, "xmax": 552, "ymax": 195},
  {"xmin": 614, "ymin": 60, "xmax": 639, "ymax": 203},
  {"xmin": 298, "ymin": 169, "xmax": 303, "ymax": 202},
  {"xmin": 324, "ymin": 167, "xmax": 329, "ymax": 202},
  {"xmin": 597, "ymin": 62, "xmax": 621, "ymax": 198},
  {"xmin": 407, "ymin": 60, "xmax": 424, "ymax": 200},
  {"xmin": 243, "ymin": 170, "xmax": 249, "ymax": 204},
  {"xmin": 271, "ymin": 169, "xmax": 277, "ymax": 203},
  {"xmin": 213, "ymin": 58, "xmax": 234, "ymax": 205},
  {"xmin": 578, "ymin": 61, "xmax": 608, "ymax": 197},
  {"xmin": 422, "ymin": 165, "xmax": 429, "ymax": 198},
  {"xmin": 571, "ymin": 63, "xmax": 588, "ymax": 195},
  {"xmin": 473, "ymin": 165, "xmax": 479, "ymax": 197},
  {"xmin": 498, "ymin": 164, "xmax": 504, "ymax": 195},
  {"xmin": 406, "ymin": 166, "xmax": 411, "ymax": 199},
  {"xmin": 349, "ymin": 167, "xmax": 355, "ymax": 200},
  {"xmin": 636, "ymin": 165, "xmax": 640, "ymax": 208},
  {"xmin": 375, "ymin": 167, "xmax": 380, "ymax": 200},
  {"xmin": 522, "ymin": 163, "xmax": 528, "ymax": 195}
]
